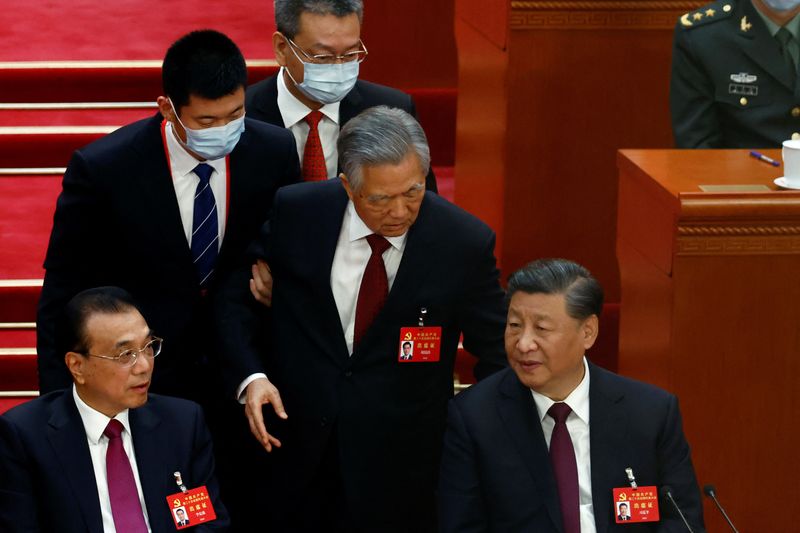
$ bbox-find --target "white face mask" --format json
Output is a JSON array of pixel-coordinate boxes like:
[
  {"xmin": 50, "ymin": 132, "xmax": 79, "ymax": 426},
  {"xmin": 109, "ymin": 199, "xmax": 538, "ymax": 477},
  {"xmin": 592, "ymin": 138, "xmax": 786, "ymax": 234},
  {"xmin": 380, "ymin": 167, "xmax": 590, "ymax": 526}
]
[
  {"xmin": 284, "ymin": 45, "xmax": 359, "ymax": 104},
  {"xmin": 169, "ymin": 98, "xmax": 246, "ymax": 160},
  {"xmin": 763, "ymin": 0, "xmax": 800, "ymax": 11}
]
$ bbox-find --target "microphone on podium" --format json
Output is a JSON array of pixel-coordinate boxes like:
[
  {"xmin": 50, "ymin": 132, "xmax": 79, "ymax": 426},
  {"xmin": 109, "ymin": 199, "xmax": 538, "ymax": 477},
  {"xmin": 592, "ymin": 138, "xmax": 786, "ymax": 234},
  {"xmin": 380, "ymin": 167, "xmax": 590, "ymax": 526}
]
[
  {"xmin": 703, "ymin": 484, "xmax": 739, "ymax": 533},
  {"xmin": 660, "ymin": 486, "xmax": 695, "ymax": 533}
]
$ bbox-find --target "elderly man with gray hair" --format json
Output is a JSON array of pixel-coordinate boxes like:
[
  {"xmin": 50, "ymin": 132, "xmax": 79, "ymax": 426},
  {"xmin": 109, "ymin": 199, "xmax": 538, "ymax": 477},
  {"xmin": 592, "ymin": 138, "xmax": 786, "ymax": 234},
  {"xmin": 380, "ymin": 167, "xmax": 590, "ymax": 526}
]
[{"xmin": 215, "ymin": 106, "xmax": 506, "ymax": 532}]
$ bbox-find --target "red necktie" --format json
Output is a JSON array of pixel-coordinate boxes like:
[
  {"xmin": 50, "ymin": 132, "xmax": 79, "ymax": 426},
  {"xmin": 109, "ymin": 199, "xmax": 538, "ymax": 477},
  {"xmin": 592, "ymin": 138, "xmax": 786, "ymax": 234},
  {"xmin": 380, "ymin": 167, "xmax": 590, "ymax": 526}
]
[
  {"xmin": 548, "ymin": 403, "xmax": 580, "ymax": 533},
  {"xmin": 104, "ymin": 419, "xmax": 148, "ymax": 532},
  {"xmin": 303, "ymin": 110, "xmax": 327, "ymax": 181},
  {"xmin": 353, "ymin": 234, "xmax": 391, "ymax": 347}
]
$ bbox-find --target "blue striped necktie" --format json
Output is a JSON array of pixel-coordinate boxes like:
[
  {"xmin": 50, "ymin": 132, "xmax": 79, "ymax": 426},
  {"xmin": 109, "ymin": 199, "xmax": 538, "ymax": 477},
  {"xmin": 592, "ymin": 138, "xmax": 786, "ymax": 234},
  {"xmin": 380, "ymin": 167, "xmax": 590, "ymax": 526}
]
[{"xmin": 191, "ymin": 163, "xmax": 218, "ymax": 287}]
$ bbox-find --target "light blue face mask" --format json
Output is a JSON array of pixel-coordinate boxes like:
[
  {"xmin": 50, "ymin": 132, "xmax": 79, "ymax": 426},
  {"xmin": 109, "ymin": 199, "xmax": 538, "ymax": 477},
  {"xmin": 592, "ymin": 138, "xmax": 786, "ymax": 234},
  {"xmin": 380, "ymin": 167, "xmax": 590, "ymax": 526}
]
[
  {"xmin": 763, "ymin": 0, "xmax": 800, "ymax": 11},
  {"xmin": 169, "ymin": 99, "xmax": 246, "ymax": 160},
  {"xmin": 285, "ymin": 45, "xmax": 359, "ymax": 104}
]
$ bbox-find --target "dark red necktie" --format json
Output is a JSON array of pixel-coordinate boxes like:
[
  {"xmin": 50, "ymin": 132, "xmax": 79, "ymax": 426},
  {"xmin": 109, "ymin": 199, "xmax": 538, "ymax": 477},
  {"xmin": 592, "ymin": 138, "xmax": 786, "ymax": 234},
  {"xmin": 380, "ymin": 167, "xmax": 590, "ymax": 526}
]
[
  {"xmin": 353, "ymin": 234, "xmax": 391, "ymax": 347},
  {"xmin": 104, "ymin": 419, "xmax": 148, "ymax": 532},
  {"xmin": 302, "ymin": 110, "xmax": 327, "ymax": 181},
  {"xmin": 548, "ymin": 403, "xmax": 580, "ymax": 533}
]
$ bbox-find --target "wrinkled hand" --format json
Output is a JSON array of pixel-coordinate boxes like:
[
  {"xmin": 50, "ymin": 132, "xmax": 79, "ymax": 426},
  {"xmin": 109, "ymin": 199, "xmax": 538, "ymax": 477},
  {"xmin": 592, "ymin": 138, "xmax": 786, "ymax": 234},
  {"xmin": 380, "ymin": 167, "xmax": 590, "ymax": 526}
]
[
  {"xmin": 244, "ymin": 377, "xmax": 287, "ymax": 452},
  {"xmin": 249, "ymin": 259, "xmax": 273, "ymax": 307}
]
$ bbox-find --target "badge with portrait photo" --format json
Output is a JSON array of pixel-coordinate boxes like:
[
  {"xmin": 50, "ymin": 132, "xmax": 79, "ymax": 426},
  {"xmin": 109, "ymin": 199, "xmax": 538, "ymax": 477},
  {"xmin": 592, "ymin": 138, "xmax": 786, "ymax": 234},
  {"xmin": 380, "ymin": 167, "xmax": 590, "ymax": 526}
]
[
  {"xmin": 612, "ymin": 486, "xmax": 660, "ymax": 524},
  {"xmin": 398, "ymin": 327, "xmax": 441, "ymax": 362},
  {"xmin": 166, "ymin": 486, "xmax": 217, "ymax": 529}
]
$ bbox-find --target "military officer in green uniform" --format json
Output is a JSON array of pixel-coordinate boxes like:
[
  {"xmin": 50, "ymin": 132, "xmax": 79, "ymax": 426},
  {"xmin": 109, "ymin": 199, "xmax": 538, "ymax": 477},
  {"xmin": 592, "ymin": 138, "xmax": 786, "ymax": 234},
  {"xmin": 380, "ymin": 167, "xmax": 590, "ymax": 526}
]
[{"xmin": 671, "ymin": 0, "xmax": 800, "ymax": 148}]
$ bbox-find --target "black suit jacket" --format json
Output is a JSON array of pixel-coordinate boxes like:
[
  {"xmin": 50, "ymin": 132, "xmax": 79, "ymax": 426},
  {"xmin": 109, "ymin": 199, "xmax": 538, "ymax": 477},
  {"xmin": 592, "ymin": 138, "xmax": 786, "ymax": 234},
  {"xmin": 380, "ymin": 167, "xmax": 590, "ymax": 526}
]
[
  {"xmin": 37, "ymin": 114, "xmax": 300, "ymax": 398},
  {"xmin": 670, "ymin": 0, "xmax": 800, "ymax": 148},
  {"xmin": 0, "ymin": 391, "xmax": 229, "ymax": 532},
  {"xmin": 245, "ymin": 73, "xmax": 438, "ymax": 192},
  {"xmin": 438, "ymin": 364, "xmax": 705, "ymax": 533},
  {"xmin": 215, "ymin": 179, "xmax": 505, "ymax": 531}
]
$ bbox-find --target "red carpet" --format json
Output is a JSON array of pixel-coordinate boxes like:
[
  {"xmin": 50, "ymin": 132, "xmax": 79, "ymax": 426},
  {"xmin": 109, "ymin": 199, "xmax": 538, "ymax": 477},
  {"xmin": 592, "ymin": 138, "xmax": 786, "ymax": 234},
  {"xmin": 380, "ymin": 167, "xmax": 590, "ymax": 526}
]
[
  {"xmin": 0, "ymin": 1, "xmax": 275, "ymax": 61},
  {"xmin": 0, "ymin": 176, "xmax": 61, "ymax": 279}
]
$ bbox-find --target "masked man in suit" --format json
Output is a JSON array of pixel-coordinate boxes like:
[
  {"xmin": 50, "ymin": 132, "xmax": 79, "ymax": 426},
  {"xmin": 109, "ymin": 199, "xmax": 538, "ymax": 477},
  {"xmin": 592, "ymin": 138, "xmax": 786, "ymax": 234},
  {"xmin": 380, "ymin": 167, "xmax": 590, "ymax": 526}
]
[
  {"xmin": 215, "ymin": 106, "xmax": 505, "ymax": 532},
  {"xmin": 1, "ymin": 287, "xmax": 228, "ymax": 532},
  {"xmin": 438, "ymin": 259, "xmax": 705, "ymax": 532},
  {"xmin": 245, "ymin": 0, "xmax": 437, "ymax": 191},
  {"xmin": 671, "ymin": 0, "xmax": 800, "ymax": 148}
]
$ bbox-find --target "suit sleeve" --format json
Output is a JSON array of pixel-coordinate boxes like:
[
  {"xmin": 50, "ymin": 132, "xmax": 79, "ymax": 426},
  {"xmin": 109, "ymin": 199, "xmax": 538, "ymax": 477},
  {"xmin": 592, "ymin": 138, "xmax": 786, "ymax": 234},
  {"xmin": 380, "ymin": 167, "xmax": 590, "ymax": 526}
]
[
  {"xmin": 0, "ymin": 417, "xmax": 41, "ymax": 532},
  {"xmin": 656, "ymin": 395, "xmax": 705, "ymax": 532},
  {"xmin": 213, "ymin": 199, "xmax": 280, "ymax": 398},
  {"xmin": 188, "ymin": 404, "xmax": 231, "ymax": 531},
  {"xmin": 37, "ymin": 150, "xmax": 111, "ymax": 393},
  {"xmin": 670, "ymin": 25, "xmax": 722, "ymax": 148},
  {"xmin": 457, "ymin": 230, "xmax": 507, "ymax": 380},
  {"xmin": 438, "ymin": 400, "xmax": 489, "ymax": 533}
]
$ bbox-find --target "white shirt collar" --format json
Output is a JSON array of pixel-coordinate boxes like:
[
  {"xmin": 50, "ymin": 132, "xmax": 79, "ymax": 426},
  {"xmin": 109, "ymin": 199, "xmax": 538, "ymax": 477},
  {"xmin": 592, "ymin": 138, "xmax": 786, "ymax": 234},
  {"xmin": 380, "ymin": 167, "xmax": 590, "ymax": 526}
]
[
  {"xmin": 531, "ymin": 356, "xmax": 591, "ymax": 425},
  {"xmin": 276, "ymin": 67, "xmax": 340, "ymax": 128},
  {"xmin": 345, "ymin": 200, "xmax": 406, "ymax": 251},
  {"xmin": 72, "ymin": 384, "xmax": 132, "ymax": 445},
  {"xmin": 164, "ymin": 121, "xmax": 226, "ymax": 178}
]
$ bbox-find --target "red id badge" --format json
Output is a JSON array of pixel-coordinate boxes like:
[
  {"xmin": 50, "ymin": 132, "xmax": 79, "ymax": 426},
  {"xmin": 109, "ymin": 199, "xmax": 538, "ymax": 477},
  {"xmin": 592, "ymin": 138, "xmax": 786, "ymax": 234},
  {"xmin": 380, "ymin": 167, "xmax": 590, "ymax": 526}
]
[
  {"xmin": 166, "ymin": 486, "xmax": 217, "ymax": 529},
  {"xmin": 612, "ymin": 486, "xmax": 660, "ymax": 524},
  {"xmin": 398, "ymin": 327, "xmax": 442, "ymax": 362}
]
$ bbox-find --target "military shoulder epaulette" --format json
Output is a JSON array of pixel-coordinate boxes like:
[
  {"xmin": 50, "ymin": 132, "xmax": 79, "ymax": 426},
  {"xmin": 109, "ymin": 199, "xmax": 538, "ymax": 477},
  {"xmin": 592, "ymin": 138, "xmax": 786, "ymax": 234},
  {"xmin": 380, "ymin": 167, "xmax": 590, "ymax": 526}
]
[{"xmin": 678, "ymin": 0, "xmax": 735, "ymax": 29}]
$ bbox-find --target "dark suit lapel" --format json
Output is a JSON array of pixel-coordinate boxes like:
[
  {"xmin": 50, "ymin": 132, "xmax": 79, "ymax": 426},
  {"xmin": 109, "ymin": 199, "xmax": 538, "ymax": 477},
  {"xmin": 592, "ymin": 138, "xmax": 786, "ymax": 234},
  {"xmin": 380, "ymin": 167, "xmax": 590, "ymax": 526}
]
[
  {"xmin": 497, "ymin": 370, "xmax": 563, "ymax": 532},
  {"xmin": 130, "ymin": 402, "xmax": 170, "ymax": 528},
  {"xmin": 588, "ymin": 363, "xmax": 629, "ymax": 533},
  {"xmin": 131, "ymin": 115, "xmax": 195, "ymax": 272},
  {"xmin": 739, "ymin": 1, "xmax": 796, "ymax": 92},
  {"xmin": 250, "ymin": 75, "xmax": 285, "ymax": 125},
  {"xmin": 339, "ymin": 81, "xmax": 364, "ymax": 126},
  {"xmin": 47, "ymin": 392, "xmax": 104, "ymax": 532},
  {"xmin": 302, "ymin": 182, "xmax": 352, "ymax": 362}
]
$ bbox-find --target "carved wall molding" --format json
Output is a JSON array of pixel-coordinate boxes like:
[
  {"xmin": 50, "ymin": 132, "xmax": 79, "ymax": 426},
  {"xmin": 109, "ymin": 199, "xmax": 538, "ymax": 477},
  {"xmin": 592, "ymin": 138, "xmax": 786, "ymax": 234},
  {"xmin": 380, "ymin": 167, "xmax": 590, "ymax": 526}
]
[
  {"xmin": 678, "ymin": 225, "xmax": 800, "ymax": 236},
  {"xmin": 677, "ymin": 236, "xmax": 800, "ymax": 256},
  {"xmin": 511, "ymin": 1, "xmax": 704, "ymax": 9},
  {"xmin": 510, "ymin": 0, "xmax": 706, "ymax": 29}
]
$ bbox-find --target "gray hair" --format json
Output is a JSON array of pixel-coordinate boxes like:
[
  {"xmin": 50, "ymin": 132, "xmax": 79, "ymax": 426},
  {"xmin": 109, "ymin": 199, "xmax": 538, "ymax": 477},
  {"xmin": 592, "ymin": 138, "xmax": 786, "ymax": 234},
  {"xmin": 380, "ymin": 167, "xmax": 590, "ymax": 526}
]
[
  {"xmin": 337, "ymin": 106, "xmax": 431, "ymax": 191},
  {"xmin": 506, "ymin": 258, "xmax": 604, "ymax": 320},
  {"xmin": 275, "ymin": 0, "xmax": 364, "ymax": 38}
]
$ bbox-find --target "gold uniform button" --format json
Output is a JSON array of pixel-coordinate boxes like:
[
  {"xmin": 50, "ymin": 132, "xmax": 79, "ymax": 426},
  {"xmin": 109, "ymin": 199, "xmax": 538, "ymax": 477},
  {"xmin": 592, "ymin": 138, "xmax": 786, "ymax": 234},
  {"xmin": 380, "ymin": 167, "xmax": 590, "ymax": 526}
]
[
  {"xmin": 723, "ymin": 4, "xmax": 732, "ymax": 12},
  {"xmin": 793, "ymin": 132, "xmax": 800, "ymax": 140},
  {"xmin": 740, "ymin": 97, "xmax": 748, "ymax": 106},
  {"xmin": 792, "ymin": 107, "xmax": 800, "ymax": 118}
]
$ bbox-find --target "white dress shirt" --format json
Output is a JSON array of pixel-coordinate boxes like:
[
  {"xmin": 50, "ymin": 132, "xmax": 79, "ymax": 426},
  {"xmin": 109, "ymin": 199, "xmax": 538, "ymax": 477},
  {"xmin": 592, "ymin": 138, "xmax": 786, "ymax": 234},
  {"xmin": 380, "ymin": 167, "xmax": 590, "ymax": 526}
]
[
  {"xmin": 330, "ymin": 201, "xmax": 406, "ymax": 355},
  {"xmin": 164, "ymin": 121, "xmax": 227, "ymax": 249},
  {"xmin": 276, "ymin": 67, "xmax": 341, "ymax": 179},
  {"xmin": 72, "ymin": 386, "xmax": 152, "ymax": 533},
  {"xmin": 235, "ymin": 201, "xmax": 407, "ymax": 399},
  {"xmin": 530, "ymin": 357, "xmax": 596, "ymax": 533}
]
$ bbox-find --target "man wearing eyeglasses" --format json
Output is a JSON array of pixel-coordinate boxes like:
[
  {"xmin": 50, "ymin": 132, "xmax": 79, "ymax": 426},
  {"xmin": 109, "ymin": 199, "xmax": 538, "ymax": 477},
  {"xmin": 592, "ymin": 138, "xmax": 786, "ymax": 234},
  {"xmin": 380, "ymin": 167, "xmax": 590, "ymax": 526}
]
[
  {"xmin": 215, "ymin": 106, "xmax": 506, "ymax": 532},
  {"xmin": 246, "ymin": 0, "xmax": 437, "ymax": 191},
  {"xmin": 0, "ymin": 287, "xmax": 229, "ymax": 532}
]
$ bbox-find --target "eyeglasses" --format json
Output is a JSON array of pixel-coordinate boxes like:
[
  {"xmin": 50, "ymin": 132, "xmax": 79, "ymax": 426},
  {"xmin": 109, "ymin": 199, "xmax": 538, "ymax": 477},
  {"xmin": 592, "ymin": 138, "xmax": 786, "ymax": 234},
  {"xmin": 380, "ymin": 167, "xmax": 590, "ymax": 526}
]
[
  {"xmin": 285, "ymin": 35, "xmax": 368, "ymax": 65},
  {"xmin": 85, "ymin": 337, "xmax": 163, "ymax": 367},
  {"xmin": 360, "ymin": 182, "xmax": 425, "ymax": 208}
]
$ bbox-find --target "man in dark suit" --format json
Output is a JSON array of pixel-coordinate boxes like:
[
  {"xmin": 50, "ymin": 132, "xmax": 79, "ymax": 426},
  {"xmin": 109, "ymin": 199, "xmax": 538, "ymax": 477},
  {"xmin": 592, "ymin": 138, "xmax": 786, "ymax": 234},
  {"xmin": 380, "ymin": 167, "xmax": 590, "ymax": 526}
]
[
  {"xmin": 215, "ymin": 106, "xmax": 505, "ymax": 532},
  {"xmin": 0, "ymin": 287, "xmax": 228, "ymax": 532},
  {"xmin": 438, "ymin": 259, "xmax": 705, "ymax": 533},
  {"xmin": 37, "ymin": 29, "xmax": 299, "ymax": 401},
  {"xmin": 617, "ymin": 502, "xmax": 631, "ymax": 521},
  {"xmin": 671, "ymin": 0, "xmax": 800, "ymax": 148},
  {"xmin": 176, "ymin": 508, "xmax": 191, "ymax": 526},
  {"xmin": 35, "ymin": 29, "xmax": 299, "ymax": 528},
  {"xmin": 245, "ymin": 0, "xmax": 437, "ymax": 191}
]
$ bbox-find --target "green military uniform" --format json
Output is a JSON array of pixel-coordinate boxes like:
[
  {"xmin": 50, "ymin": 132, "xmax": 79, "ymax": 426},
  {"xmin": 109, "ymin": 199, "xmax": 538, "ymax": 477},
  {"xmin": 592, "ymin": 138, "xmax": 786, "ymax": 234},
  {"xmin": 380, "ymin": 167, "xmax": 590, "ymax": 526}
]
[{"xmin": 671, "ymin": 0, "xmax": 800, "ymax": 148}]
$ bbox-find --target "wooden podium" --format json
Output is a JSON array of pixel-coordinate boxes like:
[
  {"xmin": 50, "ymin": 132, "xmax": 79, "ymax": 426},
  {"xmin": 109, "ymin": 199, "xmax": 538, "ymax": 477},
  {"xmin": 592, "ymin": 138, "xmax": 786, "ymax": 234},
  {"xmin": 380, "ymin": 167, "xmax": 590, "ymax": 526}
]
[{"xmin": 617, "ymin": 149, "xmax": 800, "ymax": 533}]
